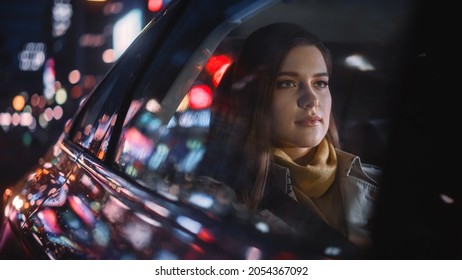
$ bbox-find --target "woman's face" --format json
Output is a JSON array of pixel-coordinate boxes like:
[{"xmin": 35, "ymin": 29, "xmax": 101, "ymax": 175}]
[{"xmin": 271, "ymin": 45, "xmax": 331, "ymax": 159}]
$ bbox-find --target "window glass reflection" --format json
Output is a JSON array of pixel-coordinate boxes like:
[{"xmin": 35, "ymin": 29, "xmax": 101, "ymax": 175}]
[
  {"xmin": 113, "ymin": 33, "xmax": 237, "ymax": 187},
  {"xmin": 71, "ymin": 88, "xmax": 120, "ymax": 159},
  {"xmin": 114, "ymin": 94, "xmax": 212, "ymax": 183}
]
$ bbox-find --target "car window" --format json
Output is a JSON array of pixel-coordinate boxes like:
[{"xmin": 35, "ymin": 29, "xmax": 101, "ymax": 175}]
[
  {"xmin": 112, "ymin": 0, "xmax": 412, "ymax": 189},
  {"xmin": 114, "ymin": 42, "xmax": 237, "ymax": 184},
  {"xmin": 111, "ymin": 2, "xmax": 259, "ymax": 187}
]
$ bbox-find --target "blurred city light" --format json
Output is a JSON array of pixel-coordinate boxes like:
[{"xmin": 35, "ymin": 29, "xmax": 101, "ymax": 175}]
[
  {"xmin": 102, "ymin": 49, "xmax": 116, "ymax": 63},
  {"xmin": 345, "ymin": 54, "xmax": 375, "ymax": 71},
  {"xmin": 18, "ymin": 42, "xmax": 46, "ymax": 71},
  {"xmin": 43, "ymin": 58, "xmax": 56, "ymax": 100},
  {"xmin": 55, "ymin": 88, "xmax": 68, "ymax": 105},
  {"xmin": 12, "ymin": 95, "xmax": 26, "ymax": 111},
  {"xmin": 79, "ymin": 34, "xmax": 106, "ymax": 48},
  {"xmin": 68, "ymin": 70, "xmax": 81, "ymax": 84},
  {"xmin": 188, "ymin": 85, "xmax": 212, "ymax": 110},
  {"xmin": 52, "ymin": 0, "xmax": 73, "ymax": 37},
  {"xmin": 148, "ymin": 0, "xmax": 163, "ymax": 12},
  {"xmin": 103, "ymin": 2, "xmax": 123, "ymax": 15},
  {"xmin": 0, "ymin": 0, "xmax": 163, "ymax": 186},
  {"xmin": 146, "ymin": 98, "xmax": 161, "ymax": 113},
  {"xmin": 113, "ymin": 9, "xmax": 142, "ymax": 60}
]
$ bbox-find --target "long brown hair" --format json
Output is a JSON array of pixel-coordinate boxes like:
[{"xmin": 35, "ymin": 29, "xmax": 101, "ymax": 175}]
[{"xmin": 206, "ymin": 22, "xmax": 339, "ymax": 211}]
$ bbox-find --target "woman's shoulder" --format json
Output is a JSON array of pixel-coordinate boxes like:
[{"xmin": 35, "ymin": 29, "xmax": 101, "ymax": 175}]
[
  {"xmin": 334, "ymin": 149, "xmax": 382, "ymax": 245},
  {"xmin": 334, "ymin": 149, "xmax": 382, "ymax": 185}
]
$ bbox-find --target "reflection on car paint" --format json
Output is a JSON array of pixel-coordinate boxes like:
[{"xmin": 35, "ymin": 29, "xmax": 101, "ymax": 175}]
[{"xmin": 3, "ymin": 144, "xmax": 279, "ymax": 259}]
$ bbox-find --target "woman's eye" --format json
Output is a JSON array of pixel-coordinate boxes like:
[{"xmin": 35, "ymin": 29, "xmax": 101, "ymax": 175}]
[
  {"xmin": 315, "ymin": 80, "xmax": 329, "ymax": 88},
  {"xmin": 276, "ymin": 80, "xmax": 296, "ymax": 88}
]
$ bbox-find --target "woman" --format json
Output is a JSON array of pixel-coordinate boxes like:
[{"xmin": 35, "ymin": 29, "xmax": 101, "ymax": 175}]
[{"xmin": 202, "ymin": 22, "xmax": 381, "ymax": 248}]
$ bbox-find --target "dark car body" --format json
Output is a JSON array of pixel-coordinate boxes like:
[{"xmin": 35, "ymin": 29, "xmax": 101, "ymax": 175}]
[{"xmin": 2, "ymin": 0, "xmax": 460, "ymax": 259}]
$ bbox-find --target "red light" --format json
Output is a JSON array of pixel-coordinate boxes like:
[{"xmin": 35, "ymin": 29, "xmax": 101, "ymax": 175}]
[
  {"xmin": 148, "ymin": 0, "xmax": 163, "ymax": 12},
  {"xmin": 205, "ymin": 54, "xmax": 232, "ymax": 74},
  {"xmin": 189, "ymin": 85, "xmax": 212, "ymax": 110},
  {"xmin": 191, "ymin": 243, "xmax": 205, "ymax": 253},
  {"xmin": 68, "ymin": 195, "xmax": 96, "ymax": 226},
  {"xmin": 38, "ymin": 208, "xmax": 62, "ymax": 235},
  {"xmin": 197, "ymin": 228, "xmax": 215, "ymax": 243}
]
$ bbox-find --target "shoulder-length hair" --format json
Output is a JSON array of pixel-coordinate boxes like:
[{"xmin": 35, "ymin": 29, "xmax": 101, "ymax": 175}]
[{"xmin": 207, "ymin": 22, "xmax": 339, "ymax": 210}]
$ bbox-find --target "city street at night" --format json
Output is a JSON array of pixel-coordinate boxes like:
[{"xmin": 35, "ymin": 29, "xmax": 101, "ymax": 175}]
[{"xmin": 0, "ymin": 0, "xmax": 164, "ymax": 187}]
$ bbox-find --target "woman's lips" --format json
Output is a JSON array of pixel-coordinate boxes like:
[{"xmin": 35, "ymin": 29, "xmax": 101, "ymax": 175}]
[{"xmin": 295, "ymin": 115, "xmax": 321, "ymax": 127}]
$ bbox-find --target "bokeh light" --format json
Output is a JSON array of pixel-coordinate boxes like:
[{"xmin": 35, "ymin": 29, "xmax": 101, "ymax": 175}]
[
  {"xmin": 55, "ymin": 88, "xmax": 68, "ymax": 105},
  {"xmin": 68, "ymin": 69, "xmax": 81, "ymax": 84},
  {"xmin": 102, "ymin": 49, "xmax": 115, "ymax": 63},
  {"xmin": 188, "ymin": 85, "xmax": 212, "ymax": 110},
  {"xmin": 12, "ymin": 95, "xmax": 26, "ymax": 111}
]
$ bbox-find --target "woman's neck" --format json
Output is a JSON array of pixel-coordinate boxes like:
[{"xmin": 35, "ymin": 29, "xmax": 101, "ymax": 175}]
[{"xmin": 278, "ymin": 147, "xmax": 317, "ymax": 165}]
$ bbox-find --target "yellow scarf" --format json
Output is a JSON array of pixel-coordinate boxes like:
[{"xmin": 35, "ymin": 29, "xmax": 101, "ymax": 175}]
[{"xmin": 272, "ymin": 138, "xmax": 337, "ymax": 198}]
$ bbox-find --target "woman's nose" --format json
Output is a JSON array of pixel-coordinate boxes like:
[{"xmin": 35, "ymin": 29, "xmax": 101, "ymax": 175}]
[{"xmin": 297, "ymin": 86, "xmax": 319, "ymax": 108}]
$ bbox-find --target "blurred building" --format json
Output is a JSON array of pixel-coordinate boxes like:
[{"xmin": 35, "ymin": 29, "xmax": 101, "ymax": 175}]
[{"xmin": 0, "ymin": 0, "xmax": 171, "ymax": 187}]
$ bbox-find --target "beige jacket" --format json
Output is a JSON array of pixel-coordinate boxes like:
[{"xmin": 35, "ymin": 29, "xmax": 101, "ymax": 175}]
[{"xmin": 258, "ymin": 149, "xmax": 381, "ymax": 247}]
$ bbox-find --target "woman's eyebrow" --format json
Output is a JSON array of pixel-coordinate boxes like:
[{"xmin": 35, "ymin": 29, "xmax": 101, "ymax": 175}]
[{"xmin": 277, "ymin": 71, "xmax": 329, "ymax": 78}]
